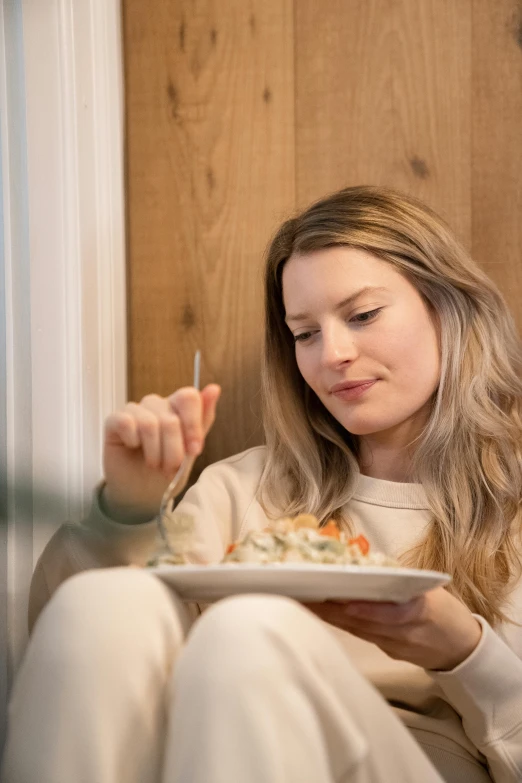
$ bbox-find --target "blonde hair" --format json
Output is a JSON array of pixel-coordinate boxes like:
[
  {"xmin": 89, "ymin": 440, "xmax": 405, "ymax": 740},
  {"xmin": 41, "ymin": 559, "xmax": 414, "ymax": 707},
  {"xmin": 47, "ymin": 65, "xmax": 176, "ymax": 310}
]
[{"xmin": 259, "ymin": 185, "xmax": 522, "ymax": 626}]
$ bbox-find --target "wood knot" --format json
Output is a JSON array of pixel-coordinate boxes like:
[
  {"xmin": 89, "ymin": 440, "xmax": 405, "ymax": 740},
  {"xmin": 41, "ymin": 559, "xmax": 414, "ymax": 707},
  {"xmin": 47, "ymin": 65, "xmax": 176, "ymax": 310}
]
[
  {"xmin": 409, "ymin": 156, "xmax": 430, "ymax": 179},
  {"xmin": 166, "ymin": 80, "xmax": 179, "ymax": 119},
  {"xmin": 263, "ymin": 86, "xmax": 272, "ymax": 104},
  {"xmin": 181, "ymin": 304, "xmax": 196, "ymax": 330}
]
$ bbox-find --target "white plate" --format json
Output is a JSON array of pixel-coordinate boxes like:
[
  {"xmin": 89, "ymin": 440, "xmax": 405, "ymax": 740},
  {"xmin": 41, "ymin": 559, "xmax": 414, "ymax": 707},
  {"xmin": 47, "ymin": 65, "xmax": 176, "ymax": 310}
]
[{"xmin": 149, "ymin": 563, "xmax": 451, "ymax": 604}]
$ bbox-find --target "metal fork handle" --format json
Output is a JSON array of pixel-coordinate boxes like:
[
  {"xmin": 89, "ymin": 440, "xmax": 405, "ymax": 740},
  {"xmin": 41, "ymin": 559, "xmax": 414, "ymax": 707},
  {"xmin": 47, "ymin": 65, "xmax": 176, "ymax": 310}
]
[
  {"xmin": 155, "ymin": 350, "xmax": 201, "ymax": 553},
  {"xmin": 156, "ymin": 454, "xmax": 194, "ymax": 550}
]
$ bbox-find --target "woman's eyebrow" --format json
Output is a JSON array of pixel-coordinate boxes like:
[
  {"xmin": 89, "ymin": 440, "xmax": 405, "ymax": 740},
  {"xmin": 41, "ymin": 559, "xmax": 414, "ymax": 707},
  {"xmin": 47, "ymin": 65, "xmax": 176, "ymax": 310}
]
[{"xmin": 285, "ymin": 286, "xmax": 389, "ymax": 323}]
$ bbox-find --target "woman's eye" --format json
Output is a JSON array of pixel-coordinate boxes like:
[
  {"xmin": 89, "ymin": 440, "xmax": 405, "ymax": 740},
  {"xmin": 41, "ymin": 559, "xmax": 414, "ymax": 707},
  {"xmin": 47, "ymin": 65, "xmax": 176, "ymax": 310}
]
[
  {"xmin": 293, "ymin": 309, "xmax": 382, "ymax": 342},
  {"xmin": 350, "ymin": 308, "xmax": 382, "ymax": 324},
  {"xmin": 293, "ymin": 331, "xmax": 314, "ymax": 343}
]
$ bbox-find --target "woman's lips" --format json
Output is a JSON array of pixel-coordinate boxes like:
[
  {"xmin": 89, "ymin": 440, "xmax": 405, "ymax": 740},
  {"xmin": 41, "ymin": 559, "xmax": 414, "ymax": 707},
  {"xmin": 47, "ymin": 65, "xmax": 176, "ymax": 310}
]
[{"xmin": 331, "ymin": 380, "xmax": 378, "ymax": 401}]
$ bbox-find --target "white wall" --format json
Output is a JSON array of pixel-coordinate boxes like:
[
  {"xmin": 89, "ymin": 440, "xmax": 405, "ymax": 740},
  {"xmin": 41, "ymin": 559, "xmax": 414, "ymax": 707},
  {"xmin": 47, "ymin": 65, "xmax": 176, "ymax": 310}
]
[{"xmin": 0, "ymin": 0, "xmax": 126, "ymax": 745}]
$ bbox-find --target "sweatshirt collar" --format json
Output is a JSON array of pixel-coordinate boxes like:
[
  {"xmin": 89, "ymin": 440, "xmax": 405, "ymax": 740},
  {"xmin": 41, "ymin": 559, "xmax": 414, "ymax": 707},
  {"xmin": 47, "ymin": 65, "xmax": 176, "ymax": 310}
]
[{"xmin": 352, "ymin": 472, "xmax": 430, "ymax": 510}]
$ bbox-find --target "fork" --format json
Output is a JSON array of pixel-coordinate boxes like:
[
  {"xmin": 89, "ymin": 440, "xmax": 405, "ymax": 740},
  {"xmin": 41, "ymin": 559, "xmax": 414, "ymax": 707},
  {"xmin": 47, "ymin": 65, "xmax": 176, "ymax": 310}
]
[{"xmin": 154, "ymin": 349, "xmax": 201, "ymax": 557}]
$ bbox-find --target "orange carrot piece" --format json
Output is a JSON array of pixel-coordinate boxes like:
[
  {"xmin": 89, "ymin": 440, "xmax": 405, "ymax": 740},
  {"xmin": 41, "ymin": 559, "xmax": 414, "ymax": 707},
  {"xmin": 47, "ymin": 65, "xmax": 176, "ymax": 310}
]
[
  {"xmin": 320, "ymin": 520, "xmax": 341, "ymax": 540},
  {"xmin": 348, "ymin": 534, "xmax": 370, "ymax": 555},
  {"xmin": 226, "ymin": 543, "xmax": 237, "ymax": 555}
]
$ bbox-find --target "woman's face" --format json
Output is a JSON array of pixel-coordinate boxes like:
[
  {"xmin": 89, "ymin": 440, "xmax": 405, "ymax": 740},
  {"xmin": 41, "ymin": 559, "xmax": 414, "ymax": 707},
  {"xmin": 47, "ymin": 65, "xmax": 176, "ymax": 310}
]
[{"xmin": 282, "ymin": 247, "xmax": 441, "ymax": 439}]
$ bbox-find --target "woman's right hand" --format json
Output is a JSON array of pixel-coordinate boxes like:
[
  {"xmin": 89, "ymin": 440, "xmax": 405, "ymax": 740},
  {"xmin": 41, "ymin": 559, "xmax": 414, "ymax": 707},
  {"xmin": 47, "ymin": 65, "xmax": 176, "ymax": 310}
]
[{"xmin": 101, "ymin": 384, "xmax": 221, "ymax": 522}]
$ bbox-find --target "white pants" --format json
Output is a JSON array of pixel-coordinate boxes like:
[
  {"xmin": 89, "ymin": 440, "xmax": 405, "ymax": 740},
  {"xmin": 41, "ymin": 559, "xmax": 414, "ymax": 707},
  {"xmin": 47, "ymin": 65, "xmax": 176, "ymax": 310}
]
[{"xmin": 1, "ymin": 567, "xmax": 450, "ymax": 783}]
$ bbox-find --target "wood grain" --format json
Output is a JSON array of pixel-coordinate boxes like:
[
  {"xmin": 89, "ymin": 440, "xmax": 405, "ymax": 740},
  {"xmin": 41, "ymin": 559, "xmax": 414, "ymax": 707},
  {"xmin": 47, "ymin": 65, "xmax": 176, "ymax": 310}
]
[
  {"xmin": 471, "ymin": 0, "xmax": 522, "ymax": 329},
  {"xmin": 123, "ymin": 0, "xmax": 522, "ymax": 480},
  {"xmin": 295, "ymin": 0, "xmax": 472, "ymax": 248},
  {"xmin": 122, "ymin": 0, "xmax": 295, "ymax": 476}
]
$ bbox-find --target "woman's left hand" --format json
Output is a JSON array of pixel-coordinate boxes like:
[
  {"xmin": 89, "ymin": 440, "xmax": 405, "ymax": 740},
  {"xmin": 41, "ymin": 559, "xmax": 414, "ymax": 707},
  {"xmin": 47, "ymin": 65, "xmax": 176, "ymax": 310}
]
[{"xmin": 304, "ymin": 587, "xmax": 482, "ymax": 671}]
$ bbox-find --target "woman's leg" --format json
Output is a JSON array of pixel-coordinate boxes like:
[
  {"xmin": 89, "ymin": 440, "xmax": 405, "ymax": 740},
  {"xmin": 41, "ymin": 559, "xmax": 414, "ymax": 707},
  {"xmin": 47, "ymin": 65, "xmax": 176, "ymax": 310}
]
[
  {"xmin": 1, "ymin": 568, "xmax": 194, "ymax": 783},
  {"xmin": 165, "ymin": 594, "xmax": 446, "ymax": 783}
]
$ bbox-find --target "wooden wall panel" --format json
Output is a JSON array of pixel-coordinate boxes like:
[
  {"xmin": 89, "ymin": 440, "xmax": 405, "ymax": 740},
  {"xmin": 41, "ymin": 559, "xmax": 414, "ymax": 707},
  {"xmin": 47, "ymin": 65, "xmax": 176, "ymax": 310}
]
[
  {"xmin": 295, "ymin": 0, "xmax": 472, "ymax": 248},
  {"xmin": 123, "ymin": 1, "xmax": 295, "ymax": 476},
  {"xmin": 471, "ymin": 0, "xmax": 522, "ymax": 329}
]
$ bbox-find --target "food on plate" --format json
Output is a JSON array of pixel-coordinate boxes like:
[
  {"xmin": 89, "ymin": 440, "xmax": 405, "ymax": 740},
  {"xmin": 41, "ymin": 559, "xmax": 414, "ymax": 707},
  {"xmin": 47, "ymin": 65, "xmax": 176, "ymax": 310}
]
[
  {"xmin": 148, "ymin": 512, "xmax": 398, "ymax": 568},
  {"xmin": 222, "ymin": 514, "xmax": 398, "ymax": 567},
  {"xmin": 147, "ymin": 512, "xmax": 195, "ymax": 567}
]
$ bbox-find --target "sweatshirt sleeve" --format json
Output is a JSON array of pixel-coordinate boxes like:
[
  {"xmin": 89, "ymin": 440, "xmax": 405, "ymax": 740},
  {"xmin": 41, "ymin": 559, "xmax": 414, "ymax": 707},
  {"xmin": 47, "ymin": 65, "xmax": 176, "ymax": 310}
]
[
  {"xmin": 28, "ymin": 448, "xmax": 266, "ymax": 633},
  {"xmin": 431, "ymin": 615, "xmax": 522, "ymax": 783},
  {"xmin": 28, "ymin": 484, "xmax": 162, "ymax": 633}
]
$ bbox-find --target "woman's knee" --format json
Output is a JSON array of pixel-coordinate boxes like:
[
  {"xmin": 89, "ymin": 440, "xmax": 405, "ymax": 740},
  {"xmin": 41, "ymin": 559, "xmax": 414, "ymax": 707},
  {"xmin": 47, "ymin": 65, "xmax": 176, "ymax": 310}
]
[
  {"xmin": 34, "ymin": 567, "xmax": 186, "ymax": 664},
  {"xmin": 182, "ymin": 594, "xmax": 320, "ymax": 677},
  {"xmin": 200, "ymin": 593, "xmax": 312, "ymax": 638}
]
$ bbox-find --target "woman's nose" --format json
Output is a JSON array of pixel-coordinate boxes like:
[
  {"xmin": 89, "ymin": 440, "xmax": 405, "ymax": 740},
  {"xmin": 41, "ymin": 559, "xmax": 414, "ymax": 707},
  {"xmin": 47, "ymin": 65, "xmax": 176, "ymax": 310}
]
[{"xmin": 320, "ymin": 326, "xmax": 359, "ymax": 368}]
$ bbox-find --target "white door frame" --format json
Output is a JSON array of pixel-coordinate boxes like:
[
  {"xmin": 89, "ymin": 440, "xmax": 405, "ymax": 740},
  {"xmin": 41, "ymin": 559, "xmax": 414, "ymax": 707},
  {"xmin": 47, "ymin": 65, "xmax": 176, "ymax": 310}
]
[{"xmin": 0, "ymin": 0, "xmax": 127, "ymax": 733}]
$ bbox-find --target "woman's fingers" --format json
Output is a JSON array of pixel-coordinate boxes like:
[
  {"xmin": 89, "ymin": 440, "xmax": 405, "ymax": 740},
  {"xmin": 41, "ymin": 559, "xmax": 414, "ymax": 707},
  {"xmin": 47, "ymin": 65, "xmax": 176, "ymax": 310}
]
[
  {"xmin": 105, "ymin": 385, "xmax": 222, "ymax": 476},
  {"xmin": 157, "ymin": 413, "xmax": 185, "ymax": 476},
  {"xmin": 168, "ymin": 388, "xmax": 204, "ymax": 455},
  {"xmin": 127, "ymin": 402, "xmax": 162, "ymax": 469},
  {"xmin": 201, "ymin": 384, "xmax": 221, "ymax": 434},
  {"xmin": 106, "ymin": 396, "xmax": 184, "ymax": 474},
  {"xmin": 168, "ymin": 384, "xmax": 221, "ymax": 454},
  {"xmin": 138, "ymin": 394, "xmax": 185, "ymax": 472},
  {"xmin": 104, "ymin": 411, "xmax": 141, "ymax": 449}
]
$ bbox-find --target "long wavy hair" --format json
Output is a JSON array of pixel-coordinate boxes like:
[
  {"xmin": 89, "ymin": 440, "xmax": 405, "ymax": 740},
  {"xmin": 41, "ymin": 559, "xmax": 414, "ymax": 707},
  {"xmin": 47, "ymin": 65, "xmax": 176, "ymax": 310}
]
[{"xmin": 259, "ymin": 185, "xmax": 522, "ymax": 626}]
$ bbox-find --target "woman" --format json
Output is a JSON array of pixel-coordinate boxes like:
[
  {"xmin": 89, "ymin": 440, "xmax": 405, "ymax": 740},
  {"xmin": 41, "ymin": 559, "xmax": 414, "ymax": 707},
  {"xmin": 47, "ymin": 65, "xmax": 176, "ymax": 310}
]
[{"xmin": 3, "ymin": 186, "xmax": 522, "ymax": 783}]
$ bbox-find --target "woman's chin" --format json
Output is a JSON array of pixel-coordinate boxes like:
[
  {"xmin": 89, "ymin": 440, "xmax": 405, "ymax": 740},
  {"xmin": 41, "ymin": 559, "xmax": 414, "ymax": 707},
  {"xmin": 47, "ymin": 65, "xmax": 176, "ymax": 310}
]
[{"xmin": 340, "ymin": 417, "xmax": 400, "ymax": 437}]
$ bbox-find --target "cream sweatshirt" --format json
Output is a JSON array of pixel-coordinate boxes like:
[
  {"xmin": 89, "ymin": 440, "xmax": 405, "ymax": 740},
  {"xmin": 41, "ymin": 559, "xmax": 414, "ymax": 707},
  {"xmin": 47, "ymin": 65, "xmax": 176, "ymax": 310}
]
[{"xmin": 29, "ymin": 446, "xmax": 522, "ymax": 783}]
